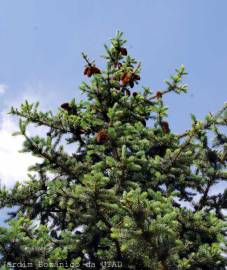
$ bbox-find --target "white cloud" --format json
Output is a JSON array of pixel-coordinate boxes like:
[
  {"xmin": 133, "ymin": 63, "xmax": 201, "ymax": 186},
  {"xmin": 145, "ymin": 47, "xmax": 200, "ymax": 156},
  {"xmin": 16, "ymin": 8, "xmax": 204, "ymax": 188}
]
[
  {"xmin": 0, "ymin": 84, "xmax": 8, "ymax": 94},
  {"xmin": 0, "ymin": 83, "xmax": 60, "ymax": 189},
  {"xmin": 0, "ymin": 113, "xmax": 40, "ymax": 189},
  {"xmin": 0, "ymin": 81, "xmax": 77, "ymax": 190}
]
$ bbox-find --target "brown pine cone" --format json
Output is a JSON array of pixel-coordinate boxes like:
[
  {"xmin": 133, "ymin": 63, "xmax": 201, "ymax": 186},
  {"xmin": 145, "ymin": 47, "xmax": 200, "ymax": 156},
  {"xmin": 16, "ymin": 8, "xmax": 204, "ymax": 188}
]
[
  {"xmin": 61, "ymin": 102, "xmax": 71, "ymax": 111},
  {"xmin": 84, "ymin": 65, "xmax": 101, "ymax": 77},
  {"xmin": 156, "ymin": 91, "xmax": 162, "ymax": 99},
  {"xmin": 121, "ymin": 72, "xmax": 132, "ymax": 86},
  {"xmin": 119, "ymin": 47, "xmax": 127, "ymax": 56},
  {"xmin": 96, "ymin": 129, "xmax": 108, "ymax": 144},
  {"xmin": 161, "ymin": 121, "xmax": 170, "ymax": 134}
]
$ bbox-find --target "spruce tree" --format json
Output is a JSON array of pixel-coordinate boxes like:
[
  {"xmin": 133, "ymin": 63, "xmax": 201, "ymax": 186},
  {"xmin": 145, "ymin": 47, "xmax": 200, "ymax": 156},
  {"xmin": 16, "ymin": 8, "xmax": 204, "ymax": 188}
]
[{"xmin": 0, "ymin": 32, "xmax": 226, "ymax": 270}]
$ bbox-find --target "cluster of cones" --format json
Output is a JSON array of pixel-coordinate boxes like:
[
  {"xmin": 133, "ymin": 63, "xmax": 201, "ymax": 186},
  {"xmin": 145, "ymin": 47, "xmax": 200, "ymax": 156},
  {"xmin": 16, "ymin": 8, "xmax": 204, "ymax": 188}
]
[{"xmin": 60, "ymin": 46, "xmax": 169, "ymax": 145}]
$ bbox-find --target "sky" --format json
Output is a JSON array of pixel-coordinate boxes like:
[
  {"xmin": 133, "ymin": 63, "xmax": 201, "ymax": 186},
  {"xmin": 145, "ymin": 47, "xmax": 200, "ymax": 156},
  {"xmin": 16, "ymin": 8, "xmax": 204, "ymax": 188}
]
[{"xmin": 0, "ymin": 0, "xmax": 226, "ymax": 222}]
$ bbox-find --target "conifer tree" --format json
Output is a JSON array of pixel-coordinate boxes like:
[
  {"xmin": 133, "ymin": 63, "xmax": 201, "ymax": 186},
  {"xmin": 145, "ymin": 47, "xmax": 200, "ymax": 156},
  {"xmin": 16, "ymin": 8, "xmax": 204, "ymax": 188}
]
[{"xmin": 0, "ymin": 32, "xmax": 226, "ymax": 270}]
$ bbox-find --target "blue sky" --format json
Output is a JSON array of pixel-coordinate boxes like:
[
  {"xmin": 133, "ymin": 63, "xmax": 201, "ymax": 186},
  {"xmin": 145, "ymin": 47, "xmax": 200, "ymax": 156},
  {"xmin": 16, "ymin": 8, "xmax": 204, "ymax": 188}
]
[{"xmin": 0, "ymin": 1, "xmax": 226, "ymax": 221}]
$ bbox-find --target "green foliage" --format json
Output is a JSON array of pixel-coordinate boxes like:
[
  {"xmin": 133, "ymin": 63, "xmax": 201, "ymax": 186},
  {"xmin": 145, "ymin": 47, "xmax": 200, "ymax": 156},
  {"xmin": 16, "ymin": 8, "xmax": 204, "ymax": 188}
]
[{"xmin": 0, "ymin": 32, "xmax": 226, "ymax": 269}]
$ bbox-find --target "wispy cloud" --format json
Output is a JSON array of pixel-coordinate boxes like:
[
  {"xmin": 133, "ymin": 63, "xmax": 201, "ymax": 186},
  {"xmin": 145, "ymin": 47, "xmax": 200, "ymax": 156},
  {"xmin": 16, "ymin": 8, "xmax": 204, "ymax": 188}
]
[
  {"xmin": 0, "ymin": 84, "xmax": 8, "ymax": 94},
  {"xmin": 0, "ymin": 113, "xmax": 40, "ymax": 189},
  {"xmin": 0, "ymin": 84, "xmax": 51, "ymax": 189},
  {"xmin": 0, "ymin": 81, "xmax": 80, "ymax": 189}
]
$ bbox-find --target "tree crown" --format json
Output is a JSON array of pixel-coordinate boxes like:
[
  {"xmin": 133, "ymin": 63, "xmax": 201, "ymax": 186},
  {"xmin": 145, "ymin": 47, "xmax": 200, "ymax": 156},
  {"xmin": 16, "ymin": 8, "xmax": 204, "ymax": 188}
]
[{"xmin": 0, "ymin": 31, "xmax": 226, "ymax": 270}]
